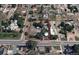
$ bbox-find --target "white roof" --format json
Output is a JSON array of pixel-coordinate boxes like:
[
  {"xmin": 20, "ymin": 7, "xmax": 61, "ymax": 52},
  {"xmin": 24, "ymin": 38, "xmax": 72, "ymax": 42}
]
[
  {"xmin": 22, "ymin": 11, "xmax": 26, "ymax": 13},
  {"xmin": 44, "ymin": 32, "xmax": 48, "ymax": 36},
  {"xmin": 50, "ymin": 27, "xmax": 55, "ymax": 35},
  {"xmin": 7, "ymin": 50, "xmax": 13, "ymax": 55},
  {"xmin": 66, "ymin": 22, "xmax": 72, "ymax": 25},
  {"xmin": 14, "ymin": 20, "xmax": 17, "ymax": 23},
  {"xmin": 10, "ymin": 23, "xmax": 19, "ymax": 30},
  {"xmin": 43, "ymin": 14, "xmax": 48, "ymax": 19}
]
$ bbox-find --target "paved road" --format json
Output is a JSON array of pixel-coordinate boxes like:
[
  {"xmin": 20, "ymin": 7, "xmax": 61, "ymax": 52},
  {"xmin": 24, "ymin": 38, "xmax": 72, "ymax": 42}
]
[
  {"xmin": 0, "ymin": 39, "xmax": 79, "ymax": 46},
  {"xmin": 0, "ymin": 40, "xmax": 26, "ymax": 45},
  {"xmin": 7, "ymin": 6, "xmax": 17, "ymax": 19},
  {"xmin": 37, "ymin": 40, "xmax": 79, "ymax": 46}
]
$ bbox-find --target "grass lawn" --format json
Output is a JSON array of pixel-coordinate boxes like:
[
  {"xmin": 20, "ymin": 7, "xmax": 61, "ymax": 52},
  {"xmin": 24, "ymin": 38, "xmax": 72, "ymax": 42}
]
[
  {"xmin": 0, "ymin": 32, "xmax": 21, "ymax": 39},
  {"xmin": 50, "ymin": 15, "xmax": 56, "ymax": 21}
]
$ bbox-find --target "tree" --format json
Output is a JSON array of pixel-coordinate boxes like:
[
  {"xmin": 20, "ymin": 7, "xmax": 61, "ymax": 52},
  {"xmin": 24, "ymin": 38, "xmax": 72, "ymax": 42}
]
[
  {"xmin": 26, "ymin": 40, "xmax": 37, "ymax": 50},
  {"xmin": 50, "ymin": 35, "xmax": 58, "ymax": 40},
  {"xmin": 33, "ymin": 22, "xmax": 43, "ymax": 28},
  {"xmin": 59, "ymin": 22, "xmax": 65, "ymax": 27},
  {"xmin": 67, "ymin": 4, "xmax": 71, "ymax": 9},
  {"xmin": 29, "ymin": 11, "xmax": 33, "ymax": 14},
  {"xmin": 0, "ymin": 4, "xmax": 2, "ymax": 7},
  {"xmin": 51, "ymin": 5, "xmax": 55, "ymax": 10},
  {"xmin": 45, "ymin": 46, "xmax": 51, "ymax": 53},
  {"xmin": 65, "ymin": 24, "xmax": 74, "ymax": 32},
  {"xmin": 68, "ymin": 6, "xmax": 78, "ymax": 13},
  {"xmin": 59, "ymin": 22, "xmax": 74, "ymax": 32},
  {"xmin": 58, "ymin": 22, "xmax": 74, "ymax": 39},
  {"xmin": 73, "ymin": 44, "xmax": 79, "ymax": 54},
  {"xmin": 73, "ymin": 6, "xmax": 78, "ymax": 13},
  {"xmin": 12, "ymin": 4, "xmax": 16, "ymax": 8},
  {"xmin": 17, "ymin": 17, "xmax": 24, "ymax": 28},
  {"xmin": 34, "ymin": 32, "xmax": 43, "ymax": 39},
  {"xmin": 1, "ymin": 21, "xmax": 9, "ymax": 27},
  {"xmin": 13, "ymin": 13, "xmax": 20, "ymax": 20}
]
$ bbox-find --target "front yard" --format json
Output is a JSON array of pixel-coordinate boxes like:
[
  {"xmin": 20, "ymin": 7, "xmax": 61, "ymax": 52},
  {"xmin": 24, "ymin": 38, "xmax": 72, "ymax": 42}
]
[{"xmin": 0, "ymin": 32, "xmax": 21, "ymax": 39}]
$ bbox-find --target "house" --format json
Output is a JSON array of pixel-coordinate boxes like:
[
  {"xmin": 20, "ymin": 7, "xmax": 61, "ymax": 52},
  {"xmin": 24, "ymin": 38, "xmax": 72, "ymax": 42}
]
[{"xmin": 9, "ymin": 20, "xmax": 20, "ymax": 31}]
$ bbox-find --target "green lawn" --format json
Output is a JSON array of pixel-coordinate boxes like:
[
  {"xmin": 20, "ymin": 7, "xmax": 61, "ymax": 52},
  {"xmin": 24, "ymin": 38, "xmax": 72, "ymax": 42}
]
[
  {"xmin": 0, "ymin": 32, "xmax": 21, "ymax": 39},
  {"xmin": 50, "ymin": 15, "xmax": 56, "ymax": 21}
]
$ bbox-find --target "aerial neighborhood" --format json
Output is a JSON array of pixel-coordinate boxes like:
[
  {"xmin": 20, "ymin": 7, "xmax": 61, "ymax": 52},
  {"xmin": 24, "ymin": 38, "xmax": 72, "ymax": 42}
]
[{"xmin": 0, "ymin": 4, "xmax": 79, "ymax": 55}]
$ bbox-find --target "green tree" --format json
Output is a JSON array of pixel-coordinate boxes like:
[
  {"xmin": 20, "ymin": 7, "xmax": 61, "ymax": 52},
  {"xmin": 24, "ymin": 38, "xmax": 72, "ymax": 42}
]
[
  {"xmin": 26, "ymin": 40, "xmax": 37, "ymax": 50},
  {"xmin": 17, "ymin": 17, "xmax": 24, "ymax": 28},
  {"xmin": 73, "ymin": 44, "xmax": 79, "ymax": 54},
  {"xmin": 12, "ymin": 4, "xmax": 16, "ymax": 8},
  {"xmin": 50, "ymin": 35, "xmax": 58, "ymax": 40},
  {"xmin": 67, "ymin": 4, "xmax": 71, "ymax": 9},
  {"xmin": 59, "ymin": 22, "xmax": 74, "ymax": 32}
]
